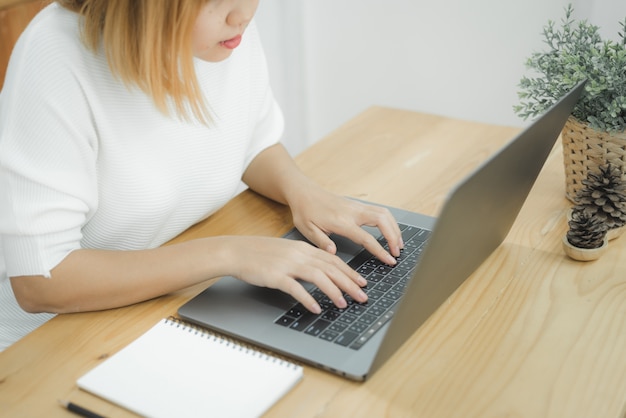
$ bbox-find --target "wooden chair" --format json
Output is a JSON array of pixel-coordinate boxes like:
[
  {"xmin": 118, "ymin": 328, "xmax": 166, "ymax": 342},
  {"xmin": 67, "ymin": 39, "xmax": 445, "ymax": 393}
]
[{"xmin": 0, "ymin": 0, "xmax": 49, "ymax": 89}]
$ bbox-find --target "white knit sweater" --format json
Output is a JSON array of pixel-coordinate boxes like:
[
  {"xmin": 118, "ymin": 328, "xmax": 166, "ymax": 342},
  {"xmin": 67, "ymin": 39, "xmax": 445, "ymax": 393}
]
[{"xmin": 0, "ymin": 4, "xmax": 283, "ymax": 350}]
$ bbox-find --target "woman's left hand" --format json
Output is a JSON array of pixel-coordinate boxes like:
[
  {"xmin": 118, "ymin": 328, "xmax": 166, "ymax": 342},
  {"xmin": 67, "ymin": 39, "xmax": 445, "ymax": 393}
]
[
  {"xmin": 288, "ymin": 185, "xmax": 404, "ymax": 265},
  {"xmin": 243, "ymin": 143, "xmax": 404, "ymax": 264}
]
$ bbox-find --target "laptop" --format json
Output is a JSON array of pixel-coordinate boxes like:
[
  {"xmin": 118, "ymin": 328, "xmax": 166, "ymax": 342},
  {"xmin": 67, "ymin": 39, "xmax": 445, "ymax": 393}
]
[{"xmin": 179, "ymin": 82, "xmax": 585, "ymax": 381}]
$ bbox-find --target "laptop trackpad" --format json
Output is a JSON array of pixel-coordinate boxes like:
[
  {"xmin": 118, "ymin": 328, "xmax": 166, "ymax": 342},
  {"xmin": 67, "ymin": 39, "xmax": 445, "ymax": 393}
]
[{"xmin": 204, "ymin": 276, "xmax": 297, "ymax": 312}]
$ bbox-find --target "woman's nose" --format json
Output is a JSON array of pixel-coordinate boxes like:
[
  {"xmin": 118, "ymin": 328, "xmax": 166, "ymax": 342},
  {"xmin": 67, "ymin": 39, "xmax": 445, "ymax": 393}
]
[{"xmin": 226, "ymin": 1, "xmax": 258, "ymax": 28}]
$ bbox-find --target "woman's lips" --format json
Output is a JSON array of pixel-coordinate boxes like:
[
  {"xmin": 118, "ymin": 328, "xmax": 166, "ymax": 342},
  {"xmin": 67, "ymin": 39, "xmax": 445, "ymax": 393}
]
[{"xmin": 221, "ymin": 35, "xmax": 242, "ymax": 49}]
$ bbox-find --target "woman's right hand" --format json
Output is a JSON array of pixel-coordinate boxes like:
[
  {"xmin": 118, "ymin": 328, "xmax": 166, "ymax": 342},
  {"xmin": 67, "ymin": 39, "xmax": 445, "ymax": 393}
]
[{"xmin": 225, "ymin": 236, "xmax": 368, "ymax": 314}]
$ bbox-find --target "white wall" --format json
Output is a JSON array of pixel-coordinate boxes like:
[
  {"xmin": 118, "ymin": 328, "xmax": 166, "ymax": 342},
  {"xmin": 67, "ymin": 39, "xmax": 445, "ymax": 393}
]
[{"xmin": 256, "ymin": 0, "xmax": 626, "ymax": 155}]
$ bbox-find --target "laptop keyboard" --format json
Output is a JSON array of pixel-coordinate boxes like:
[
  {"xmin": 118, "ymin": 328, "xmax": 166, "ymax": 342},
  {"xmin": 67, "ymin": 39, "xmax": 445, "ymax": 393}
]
[{"xmin": 274, "ymin": 223, "xmax": 430, "ymax": 350}]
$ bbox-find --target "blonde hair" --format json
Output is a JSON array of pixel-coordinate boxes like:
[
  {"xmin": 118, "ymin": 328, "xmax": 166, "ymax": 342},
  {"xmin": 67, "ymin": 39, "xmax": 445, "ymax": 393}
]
[{"xmin": 57, "ymin": 0, "xmax": 212, "ymax": 124}]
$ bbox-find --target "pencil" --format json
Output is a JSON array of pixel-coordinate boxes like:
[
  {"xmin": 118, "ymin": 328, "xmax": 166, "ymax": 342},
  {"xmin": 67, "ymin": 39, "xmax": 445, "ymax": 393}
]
[{"xmin": 58, "ymin": 399, "xmax": 106, "ymax": 418}]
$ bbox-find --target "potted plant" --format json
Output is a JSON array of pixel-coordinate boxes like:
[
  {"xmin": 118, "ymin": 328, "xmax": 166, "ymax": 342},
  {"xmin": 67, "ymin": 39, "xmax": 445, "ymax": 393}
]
[{"xmin": 514, "ymin": 4, "xmax": 626, "ymax": 203}]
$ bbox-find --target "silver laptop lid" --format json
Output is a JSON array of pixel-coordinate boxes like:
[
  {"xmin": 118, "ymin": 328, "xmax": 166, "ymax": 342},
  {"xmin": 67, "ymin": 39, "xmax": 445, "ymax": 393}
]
[{"xmin": 368, "ymin": 81, "xmax": 586, "ymax": 376}]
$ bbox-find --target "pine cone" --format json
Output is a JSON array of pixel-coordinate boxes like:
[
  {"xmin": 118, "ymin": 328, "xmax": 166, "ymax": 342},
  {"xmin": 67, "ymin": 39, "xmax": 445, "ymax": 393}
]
[
  {"xmin": 574, "ymin": 164, "xmax": 626, "ymax": 230},
  {"xmin": 566, "ymin": 209, "xmax": 608, "ymax": 249}
]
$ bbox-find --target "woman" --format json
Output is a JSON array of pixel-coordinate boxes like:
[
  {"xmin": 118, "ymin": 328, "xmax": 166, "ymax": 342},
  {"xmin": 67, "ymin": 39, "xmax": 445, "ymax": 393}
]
[{"xmin": 0, "ymin": 0, "xmax": 403, "ymax": 351}]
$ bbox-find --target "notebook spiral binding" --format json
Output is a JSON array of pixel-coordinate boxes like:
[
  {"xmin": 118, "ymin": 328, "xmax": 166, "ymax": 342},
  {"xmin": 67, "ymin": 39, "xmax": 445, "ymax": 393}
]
[{"xmin": 165, "ymin": 316, "xmax": 300, "ymax": 370}]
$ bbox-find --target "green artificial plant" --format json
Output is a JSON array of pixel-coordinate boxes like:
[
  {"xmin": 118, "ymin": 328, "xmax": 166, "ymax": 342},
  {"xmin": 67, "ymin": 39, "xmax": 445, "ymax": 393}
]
[{"xmin": 514, "ymin": 4, "xmax": 626, "ymax": 133}]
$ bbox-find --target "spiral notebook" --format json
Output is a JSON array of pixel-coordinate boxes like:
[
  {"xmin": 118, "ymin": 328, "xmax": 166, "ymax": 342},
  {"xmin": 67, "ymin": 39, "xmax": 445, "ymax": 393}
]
[{"xmin": 77, "ymin": 317, "xmax": 303, "ymax": 418}]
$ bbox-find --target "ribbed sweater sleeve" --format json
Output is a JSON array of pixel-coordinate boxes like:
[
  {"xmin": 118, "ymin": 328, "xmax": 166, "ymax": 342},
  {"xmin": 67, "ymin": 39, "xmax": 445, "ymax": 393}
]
[{"xmin": 0, "ymin": 5, "xmax": 98, "ymax": 277}]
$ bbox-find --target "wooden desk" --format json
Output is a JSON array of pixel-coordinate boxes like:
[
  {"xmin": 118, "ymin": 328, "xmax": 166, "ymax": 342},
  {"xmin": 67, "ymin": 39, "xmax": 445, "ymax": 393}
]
[{"xmin": 1, "ymin": 107, "xmax": 625, "ymax": 417}]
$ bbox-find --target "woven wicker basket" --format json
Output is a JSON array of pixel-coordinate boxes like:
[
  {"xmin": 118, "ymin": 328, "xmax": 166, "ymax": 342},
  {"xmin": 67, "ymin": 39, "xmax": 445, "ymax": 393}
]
[{"xmin": 561, "ymin": 116, "xmax": 626, "ymax": 203}]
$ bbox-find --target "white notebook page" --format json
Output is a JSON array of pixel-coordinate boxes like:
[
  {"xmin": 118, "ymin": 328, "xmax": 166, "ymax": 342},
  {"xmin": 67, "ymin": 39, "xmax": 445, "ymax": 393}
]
[{"xmin": 77, "ymin": 317, "xmax": 303, "ymax": 418}]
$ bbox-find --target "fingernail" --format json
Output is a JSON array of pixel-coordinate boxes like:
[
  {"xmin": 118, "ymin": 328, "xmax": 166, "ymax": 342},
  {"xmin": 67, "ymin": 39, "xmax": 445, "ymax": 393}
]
[
  {"xmin": 358, "ymin": 276, "xmax": 367, "ymax": 286},
  {"xmin": 386, "ymin": 254, "xmax": 397, "ymax": 265},
  {"xmin": 311, "ymin": 303, "xmax": 322, "ymax": 314},
  {"xmin": 358, "ymin": 290, "xmax": 368, "ymax": 301},
  {"xmin": 337, "ymin": 297, "xmax": 347, "ymax": 309}
]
